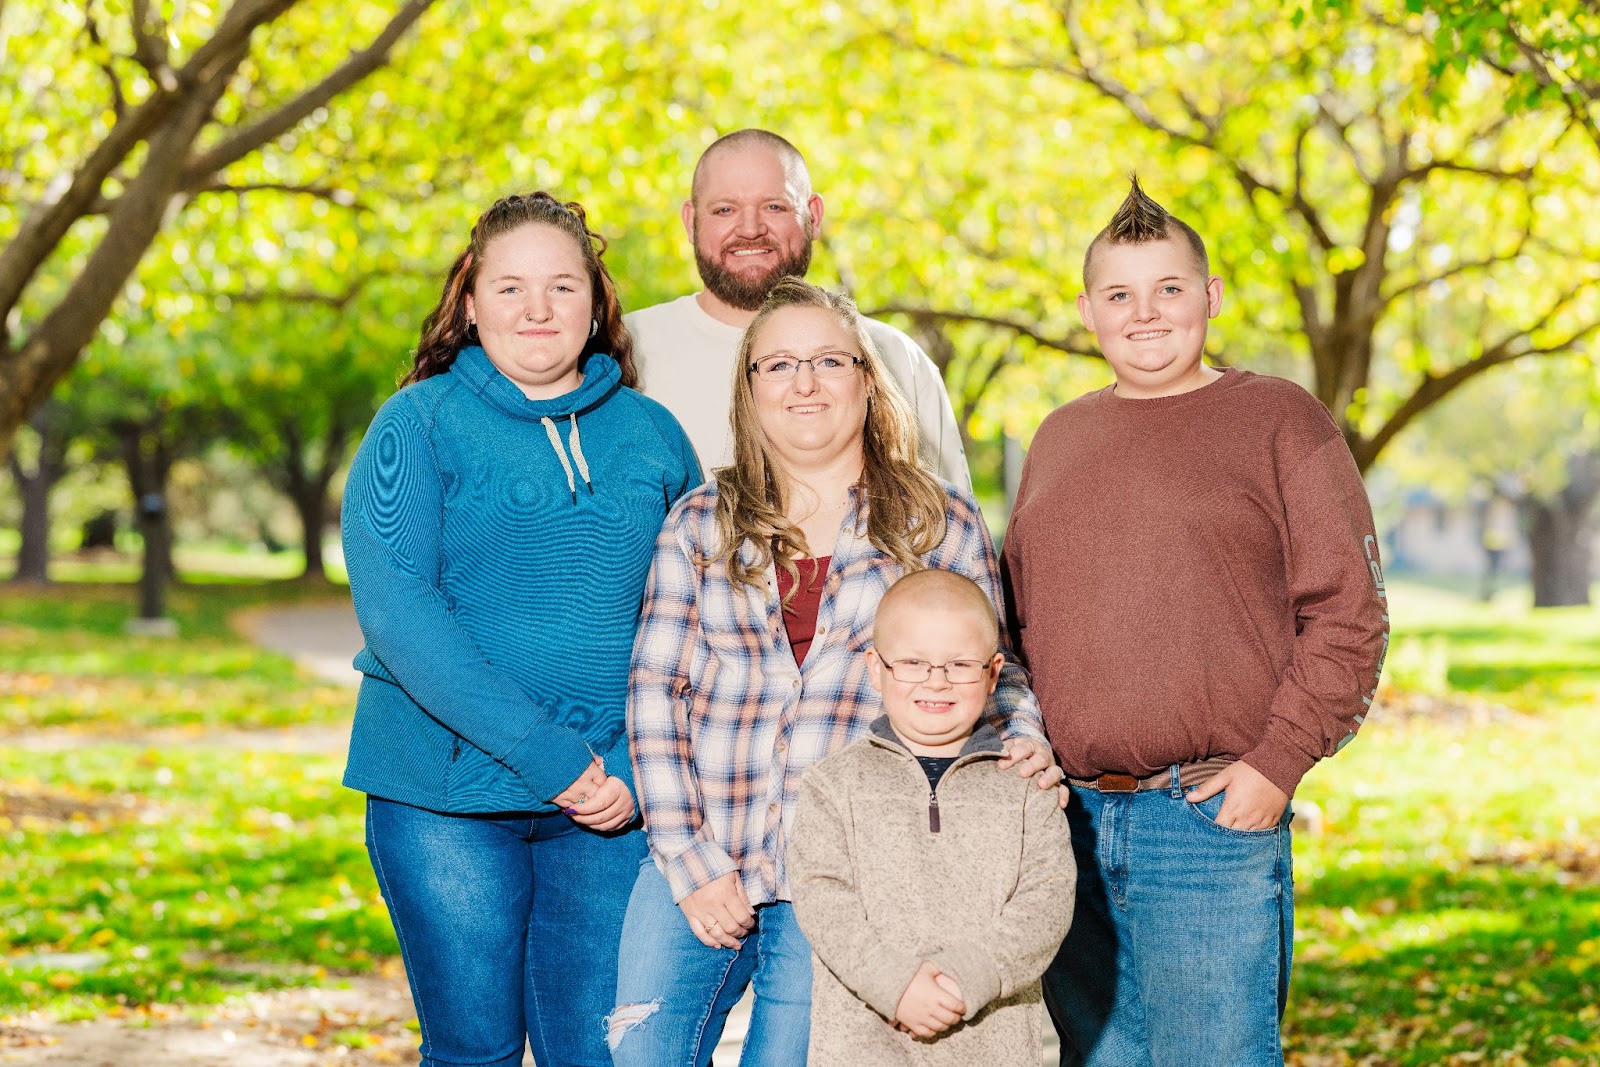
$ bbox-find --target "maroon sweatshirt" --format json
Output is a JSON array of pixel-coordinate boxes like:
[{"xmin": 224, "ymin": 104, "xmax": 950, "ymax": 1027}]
[{"xmin": 1002, "ymin": 369, "xmax": 1388, "ymax": 796}]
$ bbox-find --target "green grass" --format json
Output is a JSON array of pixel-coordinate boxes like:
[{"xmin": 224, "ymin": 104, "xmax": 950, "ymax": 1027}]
[
  {"xmin": 1288, "ymin": 699, "xmax": 1600, "ymax": 1065},
  {"xmin": 1384, "ymin": 580, "xmax": 1600, "ymax": 710},
  {"xmin": 0, "ymin": 747, "xmax": 389, "ymax": 1018},
  {"xmin": 0, "ymin": 577, "xmax": 379, "ymax": 1018},
  {"xmin": 0, "ymin": 575, "xmax": 1597, "ymax": 1063},
  {"xmin": 0, "ymin": 541, "xmax": 347, "ymax": 584},
  {"xmin": 1282, "ymin": 580, "xmax": 1600, "ymax": 1065},
  {"xmin": 0, "ymin": 581, "xmax": 355, "ymax": 731}
]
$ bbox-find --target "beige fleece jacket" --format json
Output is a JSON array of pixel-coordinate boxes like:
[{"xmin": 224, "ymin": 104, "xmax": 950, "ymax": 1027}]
[{"xmin": 789, "ymin": 718, "xmax": 1076, "ymax": 1067}]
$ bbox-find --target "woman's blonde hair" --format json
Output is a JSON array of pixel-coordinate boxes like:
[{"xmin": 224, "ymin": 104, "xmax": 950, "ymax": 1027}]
[{"xmin": 709, "ymin": 278, "xmax": 948, "ymax": 600}]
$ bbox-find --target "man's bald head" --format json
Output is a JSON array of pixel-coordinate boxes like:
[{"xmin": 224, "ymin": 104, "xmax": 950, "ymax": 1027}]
[
  {"xmin": 690, "ymin": 129, "xmax": 812, "ymax": 205},
  {"xmin": 873, "ymin": 569, "xmax": 999, "ymax": 650}
]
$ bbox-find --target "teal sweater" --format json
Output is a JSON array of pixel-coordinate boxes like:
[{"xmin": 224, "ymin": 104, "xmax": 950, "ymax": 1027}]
[{"xmin": 341, "ymin": 347, "xmax": 701, "ymax": 812}]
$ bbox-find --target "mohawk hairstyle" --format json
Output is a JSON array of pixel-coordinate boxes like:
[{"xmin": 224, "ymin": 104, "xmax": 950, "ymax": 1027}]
[
  {"xmin": 1082, "ymin": 175, "xmax": 1210, "ymax": 290},
  {"xmin": 1107, "ymin": 175, "xmax": 1172, "ymax": 240}
]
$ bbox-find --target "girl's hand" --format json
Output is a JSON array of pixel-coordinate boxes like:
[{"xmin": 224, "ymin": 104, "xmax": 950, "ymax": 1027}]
[{"xmin": 552, "ymin": 757, "xmax": 636, "ymax": 831}]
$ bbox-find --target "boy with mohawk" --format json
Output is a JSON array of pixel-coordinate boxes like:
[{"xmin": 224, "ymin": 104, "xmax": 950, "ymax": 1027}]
[{"xmin": 1002, "ymin": 178, "xmax": 1389, "ymax": 1066}]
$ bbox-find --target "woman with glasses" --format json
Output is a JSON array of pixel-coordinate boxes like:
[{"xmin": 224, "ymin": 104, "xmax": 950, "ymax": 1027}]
[{"xmin": 608, "ymin": 278, "xmax": 1061, "ymax": 1066}]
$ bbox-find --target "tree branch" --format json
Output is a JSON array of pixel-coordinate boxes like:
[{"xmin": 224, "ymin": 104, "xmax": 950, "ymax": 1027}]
[
  {"xmin": 1053, "ymin": 2, "xmax": 1295, "ymax": 234},
  {"xmin": 0, "ymin": 0, "xmax": 296, "ymax": 337},
  {"xmin": 1485, "ymin": 277, "xmax": 1600, "ymax": 359},
  {"xmin": 1381, "ymin": 240, "xmax": 1531, "ymax": 305},
  {"xmin": 1288, "ymin": 121, "xmax": 1339, "ymax": 252},
  {"xmin": 1292, "ymin": 277, "xmax": 1325, "ymax": 344},
  {"xmin": 82, "ymin": 3, "xmax": 128, "ymax": 120},
  {"xmin": 1173, "ymin": 86, "xmax": 1220, "ymax": 141},
  {"xmin": 866, "ymin": 304, "xmax": 1100, "ymax": 359},
  {"xmin": 178, "ymin": 0, "xmax": 435, "ymax": 184},
  {"xmin": 1057, "ymin": 0, "xmax": 1210, "ymax": 149},
  {"xmin": 1505, "ymin": 24, "xmax": 1600, "ymax": 153},
  {"xmin": 194, "ymin": 180, "xmax": 362, "ymax": 206},
  {"xmin": 129, "ymin": 0, "xmax": 171, "ymax": 76},
  {"xmin": 213, "ymin": 283, "xmax": 369, "ymax": 309},
  {"xmin": 1360, "ymin": 315, "xmax": 1600, "ymax": 468},
  {"xmin": 87, "ymin": 179, "xmax": 363, "ymax": 215},
  {"xmin": 1314, "ymin": 98, "xmax": 1374, "ymax": 185},
  {"xmin": 876, "ymin": 28, "xmax": 1067, "ymax": 78},
  {"xmin": 815, "ymin": 234, "xmax": 859, "ymax": 296},
  {"xmin": 966, "ymin": 344, "xmax": 1016, "ymax": 413},
  {"xmin": 1407, "ymin": 149, "xmax": 1537, "ymax": 184},
  {"xmin": 8, "ymin": 34, "xmax": 252, "ymax": 422}
]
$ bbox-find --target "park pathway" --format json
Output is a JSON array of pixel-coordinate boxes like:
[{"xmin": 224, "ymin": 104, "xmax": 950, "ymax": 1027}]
[{"xmin": 233, "ymin": 600, "xmax": 366, "ymax": 687}]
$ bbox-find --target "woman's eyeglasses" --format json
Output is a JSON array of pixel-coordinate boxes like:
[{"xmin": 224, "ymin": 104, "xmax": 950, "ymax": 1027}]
[{"xmin": 748, "ymin": 352, "xmax": 865, "ymax": 382}]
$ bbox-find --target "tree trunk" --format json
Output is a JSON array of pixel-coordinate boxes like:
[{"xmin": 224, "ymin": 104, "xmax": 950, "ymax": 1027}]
[
  {"xmin": 136, "ymin": 492, "xmax": 173, "ymax": 620},
  {"xmin": 1521, "ymin": 452, "xmax": 1600, "ymax": 609},
  {"xmin": 7, "ymin": 402, "xmax": 70, "ymax": 583},
  {"xmin": 291, "ymin": 486, "xmax": 328, "ymax": 582},
  {"xmin": 275, "ymin": 416, "xmax": 350, "ymax": 582},
  {"xmin": 119, "ymin": 422, "xmax": 176, "ymax": 617}
]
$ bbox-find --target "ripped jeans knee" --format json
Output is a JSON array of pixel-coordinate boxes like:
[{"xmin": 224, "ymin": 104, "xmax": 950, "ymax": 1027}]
[{"xmin": 604, "ymin": 999, "xmax": 662, "ymax": 1053}]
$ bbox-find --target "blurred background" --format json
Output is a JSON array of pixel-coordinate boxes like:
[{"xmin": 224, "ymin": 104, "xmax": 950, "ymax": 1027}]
[{"xmin": 1, "ymin": 1, "xmax": 1596, "ymax": 1064}]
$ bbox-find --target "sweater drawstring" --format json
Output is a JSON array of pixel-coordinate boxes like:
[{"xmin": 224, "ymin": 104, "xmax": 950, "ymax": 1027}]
[
  {"xmin": 540, "ymin": 414, "xmax": 593, "ymax": 504},
  {"xmin": 567, "ymin": 414, "xmax": 593, "ymax": 494}
]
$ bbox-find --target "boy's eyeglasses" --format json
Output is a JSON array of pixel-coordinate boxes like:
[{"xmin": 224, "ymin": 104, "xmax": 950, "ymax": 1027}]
[
  {"xmin": 747, "ymin": 352, "xmax": 865, "ymax": 381},
  {"xmin": 882, "ymin": 658, "xmax": 995, "ymax": 685}
]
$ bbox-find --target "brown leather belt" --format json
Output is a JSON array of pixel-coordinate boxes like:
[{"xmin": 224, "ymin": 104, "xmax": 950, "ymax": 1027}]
[{"xmin": 1068, "ymin": 757, "xmax": 1233, "ymax": 792}]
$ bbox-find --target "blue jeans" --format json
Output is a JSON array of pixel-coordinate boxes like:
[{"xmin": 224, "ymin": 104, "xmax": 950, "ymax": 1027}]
[
  {"xmin": 365, "ymin": 795, "xmax": 646, "ymax": 1067},
  {"xmin": 608, "ymin": 859, "xmax": 812, "ymax": 1066},
  {"xmin": 1044, "ymin": 770, "xmax": 1294, "ymax": 1067}
]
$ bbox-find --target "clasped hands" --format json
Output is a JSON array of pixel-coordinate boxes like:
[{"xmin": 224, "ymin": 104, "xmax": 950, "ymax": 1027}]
[
  {"xmin": 550, "ymin": 755, "xmax": 636, "ymax": 831},
  {"xmin": 894, "ymin": 960, "xmax": 966, "ymax": 1038},
  {"xmin": 678, "ymin": 871, "xmax": 755, "ymax": 949}
]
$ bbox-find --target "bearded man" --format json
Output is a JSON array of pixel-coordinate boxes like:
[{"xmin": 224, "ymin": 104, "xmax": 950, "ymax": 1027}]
[{"xmin": 626, "ymin": 129, "xmax": 969, "ymax": 486}]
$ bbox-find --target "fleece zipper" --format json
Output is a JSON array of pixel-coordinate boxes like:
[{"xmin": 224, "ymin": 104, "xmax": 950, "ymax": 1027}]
[
  {"xmin": 926, "ymin": 750, "xmax": 996, "ymax": 834},
  {"xmin": 863, "ymin": 722, "xmax": 1004, "ymax": 837}
]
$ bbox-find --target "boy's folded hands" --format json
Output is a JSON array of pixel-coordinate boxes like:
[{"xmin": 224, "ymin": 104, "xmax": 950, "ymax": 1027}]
[{"xmin": 894, "ymin": 960, "xmax": 967, "ymax": 1038}]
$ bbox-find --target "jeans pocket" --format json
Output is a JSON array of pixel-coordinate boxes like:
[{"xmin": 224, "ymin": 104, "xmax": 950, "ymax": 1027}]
[{"xmin": 1183, "ymin": 790, "xmax": 1282, "ymax": 838}]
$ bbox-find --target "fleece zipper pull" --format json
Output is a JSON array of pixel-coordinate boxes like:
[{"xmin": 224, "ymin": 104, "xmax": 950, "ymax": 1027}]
[{"xmin": 928, "ymin": 788, "xmax": 941, "ymax": 833}]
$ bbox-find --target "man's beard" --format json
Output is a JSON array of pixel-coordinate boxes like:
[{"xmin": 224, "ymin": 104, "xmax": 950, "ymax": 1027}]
[{"xmin": 694, "ymin": 233, "xmax": 814, "ymax": 312}]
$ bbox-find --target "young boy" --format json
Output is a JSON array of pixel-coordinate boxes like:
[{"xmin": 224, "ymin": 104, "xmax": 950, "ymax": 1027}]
[
  {"xmin": 1002, "ymin": 178, "xmax": 1390, "ymax": 1066},
  {"xmin": 789, "ymin": 569, "xmax": 1075, "ymax": 1067}
]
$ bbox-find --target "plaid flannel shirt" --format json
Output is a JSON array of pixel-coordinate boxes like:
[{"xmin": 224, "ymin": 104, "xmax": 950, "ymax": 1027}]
[{"xmin": 628, "ymin": 480, "xmax": 1047, "ymax": 907}]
